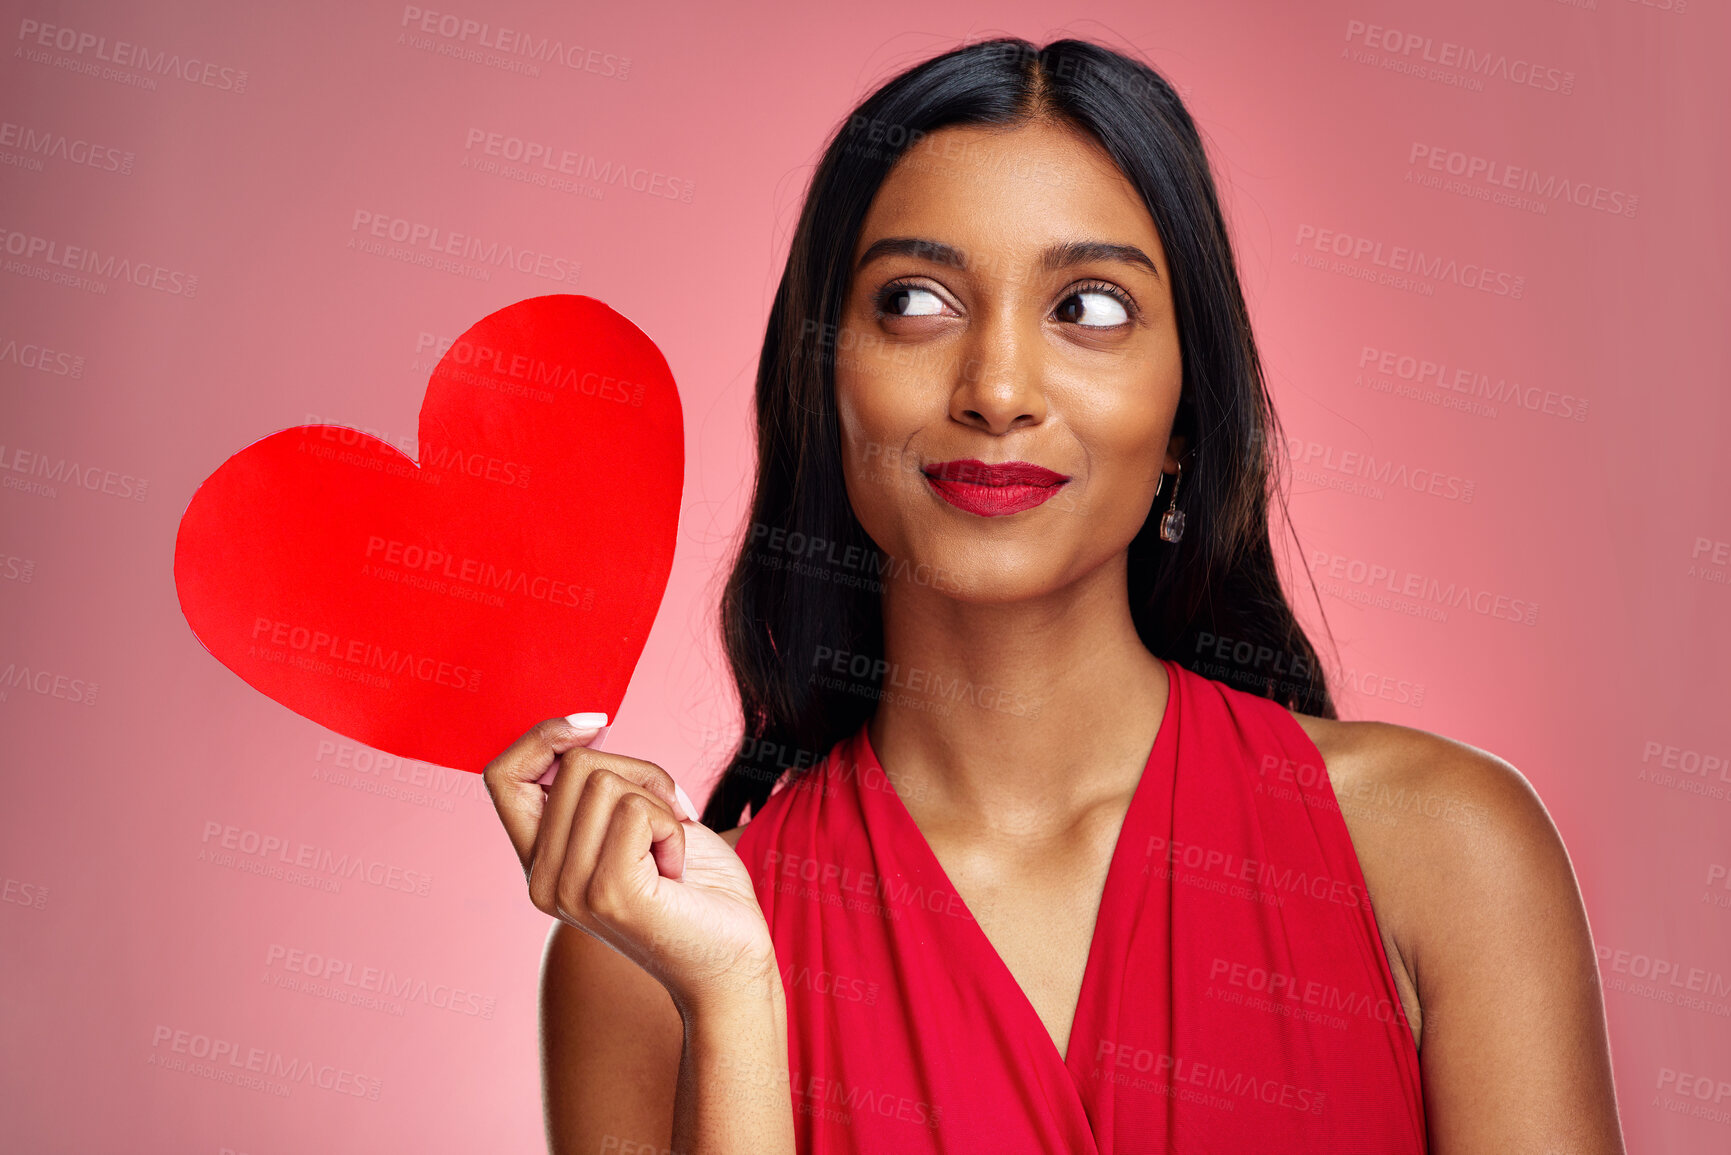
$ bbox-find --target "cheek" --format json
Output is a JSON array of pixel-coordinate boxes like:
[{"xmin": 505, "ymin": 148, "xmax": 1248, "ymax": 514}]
[
  {"xmin": 833, "ymin": 382, "xmax": 912, "ymax": 535},
  {"xmin": 1056, "ymin": 395, "xmax": 1180, "ymax": 541},
  {"xmin": 834, "ymin": 351, "xmax": 939, "ymax": 496},
  {"xmin": 1072, "ymin": 373, "xmax": 1180, "ymax": 484},
  {"xmin": 1109, "ymin": 409, "xmax": 1174, "ymax": 492},
  {"xmin": 834, "ymin": 386, "xmax": 881, "ymax": 492},
  {"xmin": 833, "ymin": 325, "xmax": 883, "ymax": 458}
]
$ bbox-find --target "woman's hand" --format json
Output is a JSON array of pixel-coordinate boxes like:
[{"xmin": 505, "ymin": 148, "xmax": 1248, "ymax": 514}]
[{"xmin": 483, "ymin": 717, "xmax": 777, "ymax": 1016}]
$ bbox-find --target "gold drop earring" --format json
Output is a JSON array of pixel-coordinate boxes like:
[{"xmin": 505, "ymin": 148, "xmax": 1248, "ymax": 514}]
[{"xmin": 1157, "ymin": 461, "xmax": 1185, "ymax": 543}]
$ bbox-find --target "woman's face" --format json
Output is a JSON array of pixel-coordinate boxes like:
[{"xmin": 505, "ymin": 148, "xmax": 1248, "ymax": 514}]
[{"xmin": 833, "ymin": 116, "xmax": 1187, "ymax": 604}]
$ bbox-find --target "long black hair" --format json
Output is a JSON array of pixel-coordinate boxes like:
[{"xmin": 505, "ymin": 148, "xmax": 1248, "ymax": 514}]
[{"xmin": 700, "ymin": 37, "xmax": 1336, "ymax": 829}]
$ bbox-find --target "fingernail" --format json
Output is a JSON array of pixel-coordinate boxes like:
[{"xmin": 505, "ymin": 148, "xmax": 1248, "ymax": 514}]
[
  {"xmin": 673, "ymin": 781, "xmax": 699, "ymax": 823},
  {"xmin": 565, "ymin": 711, "xmax": 609, "ymax": 733}
]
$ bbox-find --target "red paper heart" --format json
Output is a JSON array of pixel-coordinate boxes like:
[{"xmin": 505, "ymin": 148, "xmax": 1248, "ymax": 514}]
[{"xmin": 173, "ymin": 295, "xmax": 683, "ymax": 771}]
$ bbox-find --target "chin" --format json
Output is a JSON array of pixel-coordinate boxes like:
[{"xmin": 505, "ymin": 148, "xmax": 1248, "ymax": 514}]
[{"xmin": 898, "ymin": 540, "xmax": 1074, "ymax": 605}]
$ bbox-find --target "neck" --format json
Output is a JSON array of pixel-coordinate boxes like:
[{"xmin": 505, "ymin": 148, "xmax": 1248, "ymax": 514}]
[{"xmin": 865, "ymin": 553, "xmax": 1170, "ymax": 838}]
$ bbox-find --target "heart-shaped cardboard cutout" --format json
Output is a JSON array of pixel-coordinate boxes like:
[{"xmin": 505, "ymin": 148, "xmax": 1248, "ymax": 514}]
[{"xmin": 174, "ymin": 295, "xmax": 683, "ymax": 771}]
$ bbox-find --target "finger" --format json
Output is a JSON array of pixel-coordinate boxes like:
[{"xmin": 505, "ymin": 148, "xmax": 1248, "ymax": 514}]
[
  {"xmin": 586, "ymin": 793, "xmax": 687, "ymax": 944},
  {"xmin": 553, "ymin": 745, "xmax": 687, "ymax": 822},
  {"xmin": 535, "ymin": 715, "xmax": 611, "ymax": 784},
  {"xmin": 539, "ymin": 764, "xmax": 626, "ymax": 925},
  {"xmin": 535, "ymin": 727, "xmax": 700, "ymax": 824},
  {"xmin": 534, "ymin": 762, "xmax": 653, "ymax": 918},
  {"xmin": 535, "ymin": 756, "xmax": 683, "ymax": 921},
  {"xmin": 671, "ymin": 781, "xmax": 701, "ymax": 825},
  {"xmin": 484, "ymin": 715, "xmax": 609, "ymax": 867}
]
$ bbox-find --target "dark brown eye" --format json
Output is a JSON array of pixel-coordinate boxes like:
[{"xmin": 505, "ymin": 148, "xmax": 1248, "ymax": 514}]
[
  {"xmin": 1055, "ymin": 289, "xmax": 1130, "ymax": 327},
  {"xmin": 880, "ymin": 285, "xmax": 946, "ymax": 316}
]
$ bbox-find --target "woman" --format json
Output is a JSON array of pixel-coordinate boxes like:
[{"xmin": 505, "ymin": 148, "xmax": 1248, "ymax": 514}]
[{"xmin": 484, "ymin": 38, "xmax": 1625, "ymax": 1154}]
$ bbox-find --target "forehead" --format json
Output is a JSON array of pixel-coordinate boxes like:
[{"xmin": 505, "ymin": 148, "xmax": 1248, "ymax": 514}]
[{"xmin": 855, "ymin": 118, "xmax": 1165, "ymax": 271}]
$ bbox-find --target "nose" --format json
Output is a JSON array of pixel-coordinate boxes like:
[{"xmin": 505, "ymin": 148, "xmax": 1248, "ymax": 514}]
[{"xmin": 949, "ymin": 309, "xmax": 1047, "ymax": 434}]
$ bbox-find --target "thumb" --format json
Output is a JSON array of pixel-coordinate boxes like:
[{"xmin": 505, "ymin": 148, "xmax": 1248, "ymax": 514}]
[
  {"xmin": 535, "ymin": 713, "xmax": 612, "ymax": 786},
  {"xmin": 485, "ymin": 713, "xmax": 609, "ymax": 868}
]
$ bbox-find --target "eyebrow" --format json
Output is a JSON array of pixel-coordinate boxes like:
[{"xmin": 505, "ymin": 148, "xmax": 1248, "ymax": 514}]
[
  {"xmin": 857, "ymin": 236, "xmax": 967, "ymax": 270},
  {"xmin": 856, "ymin": 236, "xmax": 1161, "ymax": 280},
  {"xmin": 1042, "ymin": 240, "xmax": 1160, "ymax": 279}
]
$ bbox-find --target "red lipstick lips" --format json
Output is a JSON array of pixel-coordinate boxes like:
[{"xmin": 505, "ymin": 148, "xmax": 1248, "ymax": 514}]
[{"xmin": 921, "ymin": 458, "xmax": 1071, "ymax": 517}]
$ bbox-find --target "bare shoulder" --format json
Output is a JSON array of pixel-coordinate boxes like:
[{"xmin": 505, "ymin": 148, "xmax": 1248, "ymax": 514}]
[
  {"xmin": 1287, "ymin": 711, "xmax": 1569, "ymax": 894},
  {"xmin": 720, "ymin": 824, "xmax": 747, "ymax": 849},
  {"xmin": 1286, "ymin": 711, "xmax": 1580, "ymax": 957},
  {"xmin": 1287, "ymin": 713, "xmax": 1623, "ymax": 1149},
  {"xmin": 539, "ymin": 826, "xmax": 746, "ymax": 1153}
]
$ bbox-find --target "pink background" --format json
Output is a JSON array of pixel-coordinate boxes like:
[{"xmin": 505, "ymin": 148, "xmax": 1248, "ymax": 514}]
[{"xmin": 3, "ymin": 1, "xmax": 1727, "ymax": 1151}]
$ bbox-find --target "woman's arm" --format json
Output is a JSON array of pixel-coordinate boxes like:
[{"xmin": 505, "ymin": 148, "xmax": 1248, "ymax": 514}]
[
  {"xmin": 1353, "ymin": 725, "xmax": 1626, "ymax": 1152},
  {"xmin": 485, "ymin": 719, "xmax": 795, "ymax": 1155},
  {"xmin": 672, "ymin": 953, "xmax": 793, "ymax": 1155},
  {"xmin": 540, "ymin": 827, "xmax": 793, "ymax": 1155},
  {"xmin": 541, "ymin": 917, "xmax": 683, "ymax": 1151}
]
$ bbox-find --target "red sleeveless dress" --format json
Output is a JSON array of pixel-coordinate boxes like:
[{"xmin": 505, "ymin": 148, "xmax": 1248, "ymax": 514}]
[{"xmin": 734, "ymin": 657, "xmax": 1427, "ymax": 1152}]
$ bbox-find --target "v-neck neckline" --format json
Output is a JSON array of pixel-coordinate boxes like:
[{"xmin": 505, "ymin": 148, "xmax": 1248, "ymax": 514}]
[{"xmin": 855, "ymin": 657, "xmax": 1180, "ymax": 1073}]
